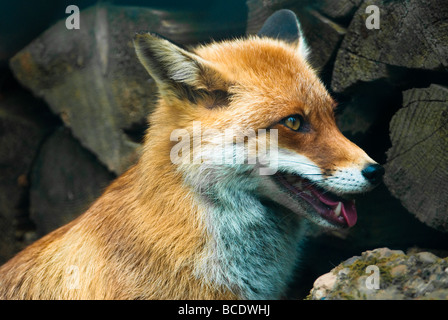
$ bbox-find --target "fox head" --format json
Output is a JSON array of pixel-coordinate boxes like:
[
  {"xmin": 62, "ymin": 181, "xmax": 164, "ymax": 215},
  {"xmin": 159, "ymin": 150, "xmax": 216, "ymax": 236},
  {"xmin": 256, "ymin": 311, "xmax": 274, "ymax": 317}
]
[{"xmin": 134, "ymin": 10, "xmax": 384, "ymax": 230}]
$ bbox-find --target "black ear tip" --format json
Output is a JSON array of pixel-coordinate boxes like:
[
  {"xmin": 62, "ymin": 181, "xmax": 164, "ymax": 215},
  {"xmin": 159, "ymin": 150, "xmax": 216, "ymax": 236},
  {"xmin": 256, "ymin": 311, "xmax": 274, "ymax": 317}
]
[
  {"xmin": 133, "ymin": 32, "xmax": 167, "ymax": 48},
  {"xmin": 257, "ymin": 9, "xmax": 301, "ymax": 44},
  {"xmin": 267, "ymin": 9, "xmax": 298, "ymax": 22},
  {"xmin": 261, "ymin": 9, "xmax": 299, "ymax": 30},
  {"xmin": 133, "ymin": 31, "xmax": 149, "ymax": 43}
]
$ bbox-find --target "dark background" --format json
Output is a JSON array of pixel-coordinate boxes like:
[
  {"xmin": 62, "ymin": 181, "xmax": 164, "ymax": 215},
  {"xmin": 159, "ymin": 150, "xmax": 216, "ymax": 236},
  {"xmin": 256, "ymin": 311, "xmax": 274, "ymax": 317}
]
[{"xmin": 0, "ymin": 0, "xmax": 248, "ymax": 67}]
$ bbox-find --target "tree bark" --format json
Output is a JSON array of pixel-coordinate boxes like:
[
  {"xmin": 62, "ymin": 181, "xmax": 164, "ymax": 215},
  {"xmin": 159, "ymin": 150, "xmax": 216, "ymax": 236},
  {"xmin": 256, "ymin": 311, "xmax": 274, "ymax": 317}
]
[{"xmin": 332, "ymin": 0, "xmax": 448, "ymax": 93}]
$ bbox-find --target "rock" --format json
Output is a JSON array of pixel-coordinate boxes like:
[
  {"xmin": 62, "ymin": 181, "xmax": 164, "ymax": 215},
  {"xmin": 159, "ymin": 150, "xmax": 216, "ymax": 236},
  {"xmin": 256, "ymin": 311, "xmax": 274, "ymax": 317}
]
[
  {"xmin": 310, "ymin": 272, "xmax": 337, "ymax": 300},
  {"xmin": 0, "ymin": 84, "xmax": 57, "ymax": 263},
  {"xmin": 308, "ymin": 248, "xmax": 448, "ymax": 300},
  {"xmin": 390, "ymin": 265, "xmax": 408, "ymax": 277},
  {"xmin": 9, "ymin": 4, "xmax": 244, "ymax": 174},
  {"xmin": 29, "ymin": 127, "xmax": 115, "ymax": 238},
  {"xmin": 342, "ymin": 255, "xmax": 362, "ymax": 267},
  {"xmin": 331, "ymin": 0, "xmax": 448, "ymax": 93},
  {"xmin": 416, "ymin": 252, "xmax": 439, "ymax": 264},
  {"xmin": 384, "ymin": 84, "xmax": 448, "ymax": 232}
]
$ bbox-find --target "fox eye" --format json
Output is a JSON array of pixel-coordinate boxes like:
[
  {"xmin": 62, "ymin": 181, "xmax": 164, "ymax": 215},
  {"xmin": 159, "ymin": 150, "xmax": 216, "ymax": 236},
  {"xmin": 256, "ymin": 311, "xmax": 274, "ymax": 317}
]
[{"xmin": 283, "ymin": 115, "xmax": 302, "ymax": 131}]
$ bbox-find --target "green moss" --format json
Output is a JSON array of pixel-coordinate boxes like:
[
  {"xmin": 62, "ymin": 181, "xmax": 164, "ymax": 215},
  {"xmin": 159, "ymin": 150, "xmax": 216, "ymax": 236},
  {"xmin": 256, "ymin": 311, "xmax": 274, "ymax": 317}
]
[
  {"xmin": 329, "ymin": 252, "xmax": 405, "ymax": 299},
  {"xmin": 308, "ymin": 251, "xmax": 408, "ymax": 300},
  {"xmin": 335, "ymin": 291, "xmax": 356, "ymax": 300}
]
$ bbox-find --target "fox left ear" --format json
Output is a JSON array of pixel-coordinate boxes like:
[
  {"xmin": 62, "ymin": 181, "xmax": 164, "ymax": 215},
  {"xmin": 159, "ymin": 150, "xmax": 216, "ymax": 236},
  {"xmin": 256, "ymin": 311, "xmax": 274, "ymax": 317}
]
[
  {"xmin": 133, "ymin": 32, "xmax": 227, "ymax": 103},
  {"xmin": 257, "ymin": 9, "xmax": 310, "ymax": 60}
]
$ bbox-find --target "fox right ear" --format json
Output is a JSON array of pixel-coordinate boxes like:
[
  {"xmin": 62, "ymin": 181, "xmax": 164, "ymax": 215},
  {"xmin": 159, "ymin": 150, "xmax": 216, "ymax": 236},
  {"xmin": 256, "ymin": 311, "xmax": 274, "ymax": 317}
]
[{"xmin": 257, "ymin": 9, "xmax": 310, "ymax": 60}]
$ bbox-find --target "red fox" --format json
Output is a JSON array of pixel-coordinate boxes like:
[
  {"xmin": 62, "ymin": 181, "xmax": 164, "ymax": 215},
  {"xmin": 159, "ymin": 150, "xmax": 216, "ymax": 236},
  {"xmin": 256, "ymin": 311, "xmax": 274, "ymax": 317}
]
[{"xmin": 0, "ymin": 10, "xmax": 384, "ymax": 299}]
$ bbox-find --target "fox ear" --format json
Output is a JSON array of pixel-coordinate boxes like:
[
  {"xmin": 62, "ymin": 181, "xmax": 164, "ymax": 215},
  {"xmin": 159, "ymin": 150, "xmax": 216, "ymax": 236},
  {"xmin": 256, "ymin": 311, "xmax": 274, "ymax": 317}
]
[
  {"xmin": 257, "ymin": 9, "xmax": 310, "ymax": 59},
  {"xmin": 133, "ymin": 33, "xmax": 226, "ymax": 100}
]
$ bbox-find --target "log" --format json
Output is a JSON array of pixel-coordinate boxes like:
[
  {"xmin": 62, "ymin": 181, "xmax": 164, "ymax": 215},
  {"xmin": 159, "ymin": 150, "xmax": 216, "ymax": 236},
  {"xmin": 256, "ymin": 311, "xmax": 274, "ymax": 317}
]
[
  {"xmin": 307, "ymin": 0, "xmax": 362, "ymax": 24},
  {"xmin": 384, "ymin": 84, "xmax": 448, "ymax": 232},
  {"xmin": 332, "ymin": 0, "xmax": 448, "ymax": 93},
  {"xmin": 295, "ymin": 9, "xmax": 346, "ymax": 71},
  {"xmin": 29, "ymin": 127, "xmax": 115, "ymax": 238},
  {"xmin": 9, "ymin": 4, "xmax": 243, "ymax": 174}
]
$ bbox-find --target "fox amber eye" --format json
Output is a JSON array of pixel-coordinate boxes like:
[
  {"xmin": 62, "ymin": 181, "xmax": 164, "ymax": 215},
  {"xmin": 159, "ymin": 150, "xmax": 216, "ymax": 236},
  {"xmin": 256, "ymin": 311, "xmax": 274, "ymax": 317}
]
[{"xmin": 283, "ymin": 116, "xmax": 301, "ymax": 131}]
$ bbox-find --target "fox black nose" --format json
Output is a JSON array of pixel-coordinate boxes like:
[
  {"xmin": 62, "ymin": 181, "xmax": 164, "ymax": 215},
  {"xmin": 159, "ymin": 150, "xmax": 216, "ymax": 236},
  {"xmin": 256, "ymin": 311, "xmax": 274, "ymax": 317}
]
[{"xmin": 361, "ymin": 164, "xmax": 385, "ymax": 185}]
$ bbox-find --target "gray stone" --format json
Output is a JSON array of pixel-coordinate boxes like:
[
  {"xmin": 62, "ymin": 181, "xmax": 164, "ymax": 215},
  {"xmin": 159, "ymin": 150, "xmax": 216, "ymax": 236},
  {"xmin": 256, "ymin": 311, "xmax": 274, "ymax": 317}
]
[
  {"xmin": 29, "ymin": 127, "xmax": 115, "ymax": 237},
  {"xmin": 0, "ymin": 88, "xmax": 56, "ymax": 263},
  {"xmin": 10, "ymin": 4, "xmax": 241, "ymax": 174},
  {"xmin": 416, "ymin": 252, "xmax": 439, "ymax": 264},
  {"xmin": 308, "ymin": 248, "xmax": 448, "ymax": 300}
]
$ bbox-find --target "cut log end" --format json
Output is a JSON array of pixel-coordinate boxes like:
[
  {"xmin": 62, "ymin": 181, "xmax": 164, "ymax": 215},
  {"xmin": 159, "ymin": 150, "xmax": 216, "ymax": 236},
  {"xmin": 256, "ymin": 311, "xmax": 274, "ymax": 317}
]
[{"xmin": 384, "ymin": 84, "xmax": 448, "ymax": 232}]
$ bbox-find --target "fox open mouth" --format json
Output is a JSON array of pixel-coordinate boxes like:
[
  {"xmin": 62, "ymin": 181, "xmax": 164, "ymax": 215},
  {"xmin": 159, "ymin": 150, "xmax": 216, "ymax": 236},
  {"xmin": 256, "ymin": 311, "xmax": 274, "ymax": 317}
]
[{"xmin": 274, "ymin": 172, "xmax": 357, "ymax": 228}]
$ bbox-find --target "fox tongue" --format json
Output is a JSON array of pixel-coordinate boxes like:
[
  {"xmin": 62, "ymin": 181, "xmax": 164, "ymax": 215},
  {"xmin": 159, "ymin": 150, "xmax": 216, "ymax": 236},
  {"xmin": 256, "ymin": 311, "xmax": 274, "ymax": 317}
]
[
  {"xmin": 341, "ymin": 200, "xmax": 357, "ymax": 227},
  {"xmin": 314, "ymin": 192, "xmax": 357, "ymax": 227}
]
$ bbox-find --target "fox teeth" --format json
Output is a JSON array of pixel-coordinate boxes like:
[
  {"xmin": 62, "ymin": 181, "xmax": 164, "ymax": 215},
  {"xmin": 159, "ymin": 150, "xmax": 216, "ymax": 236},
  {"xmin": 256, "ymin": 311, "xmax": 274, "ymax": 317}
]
[{"xmin": 334, "ymin": 202, "xmax": 342, "ymax": 217}]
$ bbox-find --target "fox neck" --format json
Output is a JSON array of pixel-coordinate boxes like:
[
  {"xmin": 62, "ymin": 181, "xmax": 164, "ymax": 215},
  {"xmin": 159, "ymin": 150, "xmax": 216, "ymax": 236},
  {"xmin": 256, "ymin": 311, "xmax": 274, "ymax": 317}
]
[
  {"xmin": 140, "ymin": 119, "xmax": 306, "ymax": 299},
  {"xmin": 185, "ymin": 167, "xmax": 307, "ymax": 299}
]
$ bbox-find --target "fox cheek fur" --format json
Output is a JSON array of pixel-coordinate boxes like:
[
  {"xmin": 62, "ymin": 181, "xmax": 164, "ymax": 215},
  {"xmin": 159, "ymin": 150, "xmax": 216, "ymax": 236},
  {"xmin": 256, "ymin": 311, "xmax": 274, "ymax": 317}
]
[{"xmin": 0, "ymin": 10, "xmax": 383, "ymax": 299}]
